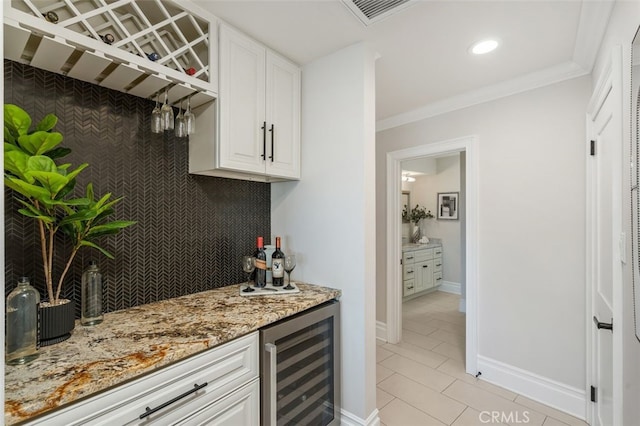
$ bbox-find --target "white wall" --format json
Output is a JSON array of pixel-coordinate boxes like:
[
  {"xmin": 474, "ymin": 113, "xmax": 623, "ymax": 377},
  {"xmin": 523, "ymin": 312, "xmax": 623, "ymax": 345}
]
[
  {"xmin": 376, "ymin": 76, "xmax": 591, "ymax": 392},
  {"xmin": 271, "ymin": 42, "xmax": 377, "ymax": 423},
  {"xmin": 591, "ymin": 2, "xmax": 640, "ymax": 423}
]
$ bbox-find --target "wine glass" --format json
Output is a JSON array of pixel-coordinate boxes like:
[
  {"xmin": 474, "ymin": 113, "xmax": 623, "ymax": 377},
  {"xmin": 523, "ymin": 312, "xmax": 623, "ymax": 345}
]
[
  {"xmin": 184, "ymin": 96, "xmax": 195, "ymax": 135},
  {"xmin": 284, "ymin": 255, "xmax": 296, "ymax": 290},
  {"xmin": 175, "ymin": 100, "xmax": 186, "ymax": 138},
  {"xmin": 151, "ymin": 93, "xmax": 162, "ymax": 134},
  {"xmin": 161, "ymin": 89, "xmax": 174, "ymax": 131},
  {"xmin": 242, "ymin": 256, "xmax": 255, "ymax": 292}
]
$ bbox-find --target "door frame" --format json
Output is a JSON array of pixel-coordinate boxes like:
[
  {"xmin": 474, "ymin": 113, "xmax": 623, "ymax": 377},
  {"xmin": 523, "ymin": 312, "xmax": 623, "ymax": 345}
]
[
  {"xmin": 385, "ymin": 135, "xmax": 479, "ymax": 375},
  {"xmin": 585, "ymin": 45, "xmax": 624, "ymax": 425}
]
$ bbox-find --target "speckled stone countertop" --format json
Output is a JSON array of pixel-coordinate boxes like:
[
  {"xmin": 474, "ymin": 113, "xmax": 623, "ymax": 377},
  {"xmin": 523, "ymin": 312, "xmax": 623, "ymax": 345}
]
[
  {"xmin": 4, "ymin": 282, "xmax": 340, "ymax": 425},
  {"xmin": 402, "ymin": 238, "xmax": 442, "ymax": 252}
]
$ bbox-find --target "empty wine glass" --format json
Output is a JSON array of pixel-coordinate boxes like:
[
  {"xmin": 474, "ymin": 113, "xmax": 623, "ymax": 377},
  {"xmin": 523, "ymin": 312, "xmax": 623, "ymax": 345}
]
[
  {"xmin": 151, "ymin": 93, "xmax": 162, "ymax": 134},
  {"xmin": 242, "ymin": 256, "xmax": 255, "ymax": 293},
  {"xmin": 175, "ymin": 100, "xmax": 186, "ymax": 138},
  {"xmin": 161, "ymin": 89, "xmax": 174, "ymax": 131},
  {"xmin": 184, "ymin": 97, "xmax": 195, "ymax": 135},
  {"xmin": 284, "ymin": 255, "xmax": 296, "ymax": 290}
]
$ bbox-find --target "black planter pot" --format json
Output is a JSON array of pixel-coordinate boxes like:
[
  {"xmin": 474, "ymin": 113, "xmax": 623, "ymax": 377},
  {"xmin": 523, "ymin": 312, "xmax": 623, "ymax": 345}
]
[{"xmin": 39, "ymin": 300, "xmax": 76, "ymax": 346}]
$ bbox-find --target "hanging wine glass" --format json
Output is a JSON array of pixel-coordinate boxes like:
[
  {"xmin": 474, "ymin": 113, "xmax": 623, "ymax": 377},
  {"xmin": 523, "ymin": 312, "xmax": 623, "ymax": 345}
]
[
  {"xmin": 175, "ymin": 100, "xmax": 186, "ymax": 138},
  {"xmin": 242, "ymin": 256, "xmax": 255, "ymax": 292},
  {"xmin": 161, "ymin": 89, "xmax": 174, "ymax": 131},
  {"xmin": 184, "ymin": 96, "xmax": 195, "ymax": 135},
  {"xmin": 151, "ymin": 93, "xmax": 162, "ymax": 134}
]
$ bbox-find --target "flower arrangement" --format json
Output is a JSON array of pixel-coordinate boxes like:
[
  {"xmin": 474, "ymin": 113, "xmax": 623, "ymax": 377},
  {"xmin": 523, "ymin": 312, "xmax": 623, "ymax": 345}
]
[{"xmin": 402, "ymin": 204, "xmax": 434, "ymax": 225}]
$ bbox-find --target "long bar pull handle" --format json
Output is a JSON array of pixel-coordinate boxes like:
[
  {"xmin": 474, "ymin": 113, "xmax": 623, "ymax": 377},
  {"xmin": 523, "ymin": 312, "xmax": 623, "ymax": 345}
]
[
  {"xmin": 593, "ymin": 316, "xmax": 613, "ymax": 331},
  {"xmin": 266, "ymin": 343, "xmax": 278, "ymax": 426},
  {"xmin": 261, "ymin": 121, "xmax": 267, "ymax": 160},
  {"xmin": 269, "ymin": 124, "xmax": 274, "ymax": 162},
  {"xmin": 139, "ymin": 382, "xmax": 208, "ymax": 419}
]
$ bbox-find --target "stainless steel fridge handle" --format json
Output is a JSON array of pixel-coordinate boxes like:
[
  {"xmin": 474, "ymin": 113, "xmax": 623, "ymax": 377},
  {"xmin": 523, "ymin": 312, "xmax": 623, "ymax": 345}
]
[{"xmin": 266, "ymin": 343, "xmax": 277, "ymax": 426}]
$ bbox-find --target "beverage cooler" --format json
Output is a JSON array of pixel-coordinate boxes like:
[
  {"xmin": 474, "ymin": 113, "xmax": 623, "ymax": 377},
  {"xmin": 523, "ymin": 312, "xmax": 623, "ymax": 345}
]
[{"xmin": 260, "ymin": 300, "xmax": 340, "ymax": 426}]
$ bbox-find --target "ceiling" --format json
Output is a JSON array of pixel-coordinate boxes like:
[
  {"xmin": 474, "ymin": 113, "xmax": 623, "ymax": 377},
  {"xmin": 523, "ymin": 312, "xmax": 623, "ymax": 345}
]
[{"xmin": 194, "ymin": 0, "xmax": 613, "ymax": 130}]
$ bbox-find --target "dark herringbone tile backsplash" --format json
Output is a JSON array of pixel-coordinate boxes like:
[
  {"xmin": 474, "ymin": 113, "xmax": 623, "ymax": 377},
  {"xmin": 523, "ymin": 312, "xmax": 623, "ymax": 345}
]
[{"xmin": 4, "ymin": 60, "xmax": 271, "ymax": 315}]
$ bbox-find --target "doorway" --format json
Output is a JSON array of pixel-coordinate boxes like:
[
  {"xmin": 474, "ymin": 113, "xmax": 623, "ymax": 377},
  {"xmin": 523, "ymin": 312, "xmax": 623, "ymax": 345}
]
[{"xmin": 385, "ymin": 135, "xmax": 479, "ymax": 375}]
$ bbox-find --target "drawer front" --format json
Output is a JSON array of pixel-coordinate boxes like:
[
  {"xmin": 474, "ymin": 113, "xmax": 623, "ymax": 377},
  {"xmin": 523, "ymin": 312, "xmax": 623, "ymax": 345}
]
[
  {"xmin": 30, "ymin": 333, "xmax": 259, "ymax": 425},
  {"xmin": 433, "ymin": 271, "xmax": 443, "ymax": 286},
  {"xmin": 403, "ymin": 279, "xmax": 415, "ymax": 296},
  {"xmin": 402, "ymin": 251, "xmax": 417, "ymax": 264},
  {"xmin": 434, "ymin": 256, "xmax": 443, "ymax": 273},
  {"xmin": 403, "ymin": 264, "xmax": 416, "ymax": 280},
  {"xmin": 414, "ymin": 248, "xmax": 434, "ymax": 262},
  {"xmin": 433, "ymin": 246, "xmax": 443, "ymax": 257}
]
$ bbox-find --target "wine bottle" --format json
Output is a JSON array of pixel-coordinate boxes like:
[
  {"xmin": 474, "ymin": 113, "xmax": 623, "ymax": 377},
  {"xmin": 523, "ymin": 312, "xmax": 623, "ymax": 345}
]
[
  {"xmin": 271, "ymin": 237, "xmax": 285, "ymax": 286},
  {"xmin": 254, "ymin": 237, "xmax": 267, "ymax": 288}
]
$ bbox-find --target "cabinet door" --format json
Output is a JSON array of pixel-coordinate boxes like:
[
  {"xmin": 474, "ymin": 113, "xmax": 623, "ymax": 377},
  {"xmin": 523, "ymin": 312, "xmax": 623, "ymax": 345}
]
[
  {"xmin": 219, "ymin": 24, "xmax": 266, "ymax": 174},
  {"xmin": 403, "ymin": 279, "xmax": 415, "ymax": 297},
  {"xmin": 416, "ymin": 260, "xmax": 434, "ymax": 292},
  {"xmin": 265, "ymin": 51, "xmax": 301, "ymax": 179}
]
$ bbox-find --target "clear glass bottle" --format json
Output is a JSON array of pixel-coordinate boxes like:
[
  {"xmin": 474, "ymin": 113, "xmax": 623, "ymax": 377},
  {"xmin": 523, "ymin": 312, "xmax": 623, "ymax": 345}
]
[
  {"xmin": 6, "ymin": 277, "xmax": 40, "ymax": 365},
  {"xmin": 81, "ymin": 261, "xmax": 104, "ymax": 326}
]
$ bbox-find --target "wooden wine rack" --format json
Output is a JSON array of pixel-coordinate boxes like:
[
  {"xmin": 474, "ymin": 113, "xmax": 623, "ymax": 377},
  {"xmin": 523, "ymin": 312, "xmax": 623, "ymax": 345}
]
[{"xmin": 4, "ymin": 0, "xmax": 218, "ymax": 108}]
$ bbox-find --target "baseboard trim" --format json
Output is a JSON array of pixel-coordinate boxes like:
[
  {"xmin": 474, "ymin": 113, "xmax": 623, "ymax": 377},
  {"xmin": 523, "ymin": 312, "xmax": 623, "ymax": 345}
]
[
  {"xmin": 477, "ymin": 355, "xmax": 586, "ymax": 420},
  {"xmin": 439, "ymin": 280, "xmax": 461, "ymax": 295},
  {"xmin": 340, "ymin": 408, "xmax": 380, "ymax": 426},
  {"xmin": 376, "ymin": 321, "xmax": 387, "ymax": 342}
]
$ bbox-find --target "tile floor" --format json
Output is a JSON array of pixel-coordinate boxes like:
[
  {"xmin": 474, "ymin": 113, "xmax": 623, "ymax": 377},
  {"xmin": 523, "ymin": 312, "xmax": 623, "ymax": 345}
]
[{"xmin": 376, "ymin": 291, "xmax": 588, "ymax": 426}]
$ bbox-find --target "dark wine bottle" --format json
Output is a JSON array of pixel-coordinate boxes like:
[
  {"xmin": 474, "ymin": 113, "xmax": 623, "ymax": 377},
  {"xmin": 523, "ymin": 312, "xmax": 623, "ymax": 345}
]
[
  {"xmin": 271, "ymin": 237, "xmax": 285, "ymax": 286},
  {"xmin": 254, "ymin": 236, "xmax": 267, "ymax": 288}
]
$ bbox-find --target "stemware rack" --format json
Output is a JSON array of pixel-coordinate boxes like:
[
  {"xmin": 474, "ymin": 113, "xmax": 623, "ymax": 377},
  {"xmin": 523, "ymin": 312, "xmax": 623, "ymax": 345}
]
[{"xmin": 4, "ymin": 0, "xmax": 218, "ymax": 109}]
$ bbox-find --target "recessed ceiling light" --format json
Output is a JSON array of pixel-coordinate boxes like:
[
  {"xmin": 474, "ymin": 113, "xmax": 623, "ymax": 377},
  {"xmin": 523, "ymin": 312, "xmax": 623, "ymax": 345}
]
[{"xmin": 470, "ymin": 39, "xmax": 499, "ymax": 55}]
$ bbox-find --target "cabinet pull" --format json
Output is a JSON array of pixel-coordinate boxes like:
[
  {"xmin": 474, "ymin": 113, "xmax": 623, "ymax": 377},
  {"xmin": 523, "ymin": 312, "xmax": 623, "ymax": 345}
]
[
  {"xmin": 266, "ymin": 343, "xmax": 277, "ymax": 425},
  {"xmin": 436, "ymin": 263, "xmax": 442, "ymax": 267},
  {"xmin": 407, "ymin": 271, "xmax": 413, "ymax": 274},
  {"xmin": 406, "ymin": 256, "xmax": 413, "ymax": 260},
  {"xmin": 436, "ymin": 277, "xmax": 442, "ymax": 281},
  {"xmin": 423, "ymin": 265, "xmax": 428, "ymax": 268},
  {"xmin": 139, "ymin": 382, "xmax": 208, "ymax": 419},
  {"xmin": 261, "ymin": 121, "xmax": 267, "ymax": 160},
  {"xmin": 269, "ymin": 124, "xmax": 274, "ymax": 162}
]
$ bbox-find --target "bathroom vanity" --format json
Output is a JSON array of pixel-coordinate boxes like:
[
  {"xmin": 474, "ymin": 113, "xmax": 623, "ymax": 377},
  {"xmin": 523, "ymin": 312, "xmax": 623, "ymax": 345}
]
[{"xmin": 402, "ymin": 241, "xmax": 443, "ymax": 298}]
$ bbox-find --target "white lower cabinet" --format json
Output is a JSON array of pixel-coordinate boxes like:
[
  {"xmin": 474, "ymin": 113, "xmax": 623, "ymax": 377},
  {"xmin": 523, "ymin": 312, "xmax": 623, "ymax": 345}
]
[
  {"xmin": 403, "ymin": 246, "xmax": 443, "ymax": 297},
  {"xmin": 26, "ymin": 332, "xmax": 259, "ymax": 425}
]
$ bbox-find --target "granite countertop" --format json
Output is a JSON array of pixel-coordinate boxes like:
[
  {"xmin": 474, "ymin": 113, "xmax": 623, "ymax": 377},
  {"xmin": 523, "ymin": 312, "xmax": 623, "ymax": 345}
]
[
  {"xmin": 4, "ymin": 282, "xmax": 341, "ymax": 425},
  {"xmin": 402, "ymin": 238, "xmax": 442, "ymax": 252}
]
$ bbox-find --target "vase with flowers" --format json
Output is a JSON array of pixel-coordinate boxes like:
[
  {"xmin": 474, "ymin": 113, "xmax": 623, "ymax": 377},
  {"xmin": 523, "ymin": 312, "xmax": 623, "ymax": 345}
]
[
  {"xmin": 402, "ymin": 204, "xmax": 434, "ymax": 243},
  {"xmin": 4, "ymin": 104, "xmax": 135, "ymax": 345}
]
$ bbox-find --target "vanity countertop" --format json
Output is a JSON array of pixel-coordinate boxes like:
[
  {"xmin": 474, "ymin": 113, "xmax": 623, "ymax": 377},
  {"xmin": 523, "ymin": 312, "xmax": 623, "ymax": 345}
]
[
  {"xmin": 4, "ymin": 282, "xmax": 341, "ymax": 425},
  {"xmin": 402, "ymin": 238, "xmax": 442, "ymax": 252}
]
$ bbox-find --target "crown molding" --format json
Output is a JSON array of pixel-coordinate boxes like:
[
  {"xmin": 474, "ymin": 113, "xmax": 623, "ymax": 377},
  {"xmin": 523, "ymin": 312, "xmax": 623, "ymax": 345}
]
[
  {"xmin": 376, "ymin": 61, "xmax": 588, "ymax": 132},
  {"xmin": 572, "ymin": 0, "xmax": 615, "ymax": 72}
]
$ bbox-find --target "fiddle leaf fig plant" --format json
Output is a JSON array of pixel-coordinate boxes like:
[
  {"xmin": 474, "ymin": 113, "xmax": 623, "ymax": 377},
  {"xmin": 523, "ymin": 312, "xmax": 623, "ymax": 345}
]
[{"xmin": 4, "ymin": 104, "xmax": 135, "ymax": 305}]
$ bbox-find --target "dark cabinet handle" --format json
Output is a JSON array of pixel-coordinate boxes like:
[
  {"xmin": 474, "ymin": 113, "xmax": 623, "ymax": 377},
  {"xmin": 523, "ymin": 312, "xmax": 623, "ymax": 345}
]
[
  {"xmin": 436, "ymin": 264, "xmax": 442, "ymax": 267},
  {"xmin": 261, "ymin": 122, "xmax": 267, "ymax": 160},
  {"xmin": 436, "ymin": 277, "xmax": 442, "ymax": 281},
  {"xmin": 139, "ymin": 382, "xmax": 208, "ymax": 419},
  {"xmin": 269, "ymin": 124, "xmax": 274, "ymax": 162},
  {"xmin": 406, "ymin": 256, "xmax": 413, "ymax": 260},
  {"xmin": 423, "ymin": 265, "xmax": 428, "ymax": 268},
  {"xmin": 407, "ymin": 271, "xmax": 413, "ymax": 274},
  {"xmin": 593, "ymin": 316, "xmax": 613, "ymax": 331}
]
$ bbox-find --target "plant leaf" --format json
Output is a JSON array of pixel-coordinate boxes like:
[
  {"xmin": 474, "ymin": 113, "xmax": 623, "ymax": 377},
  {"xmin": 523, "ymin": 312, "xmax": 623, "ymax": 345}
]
[
  {"xmin": 86, "ymin": 221, "xmax": 136, "ymax": 238},
  {"xmin": 26, "ymin": 155, "xmax": 57, "ymax": 173},
  {"xmin": 45, "ymin": 147, "xmax": 72, "ymax": 160},
  {"xmin": 79, "ymin": 240, "xmax": 114, "ymax": 259},
  {"xmin": 64, "ymin": 163, "xmax": 88, "ymax": 182},
  {"xmin": 4, "ymin": 150, "xmax": 33, "ymax": 182},
  {"xmin": 58, "ymin": 209, "xmax": 99, "ymax": 225},
  {"xmin": 17, "ymin": 208, "xmax": 55, "ymax": 223},
  {"xmin": 4, "ymin": 104, "xmax": 31, "ymax": 136},
  {"xmin": 35, "ymin": 113, "xmax": 57, "ymax": 132},
  {"xmin": 28, "ymin": 171, "xmax": 69, "ymax": 196},
  {"xmin": 4, "ymin": 176, "xmax": 51, "ymax": 200},
  {"xmin": 17, "ymin": 131, "xmax": 63, "ymax": 156}
]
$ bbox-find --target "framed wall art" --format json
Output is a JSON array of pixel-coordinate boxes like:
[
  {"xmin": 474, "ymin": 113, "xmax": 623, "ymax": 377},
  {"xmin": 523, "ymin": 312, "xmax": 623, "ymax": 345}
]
[{"xmin": 437, "ymin": 192, "xmax": 459, "ymax": 220}]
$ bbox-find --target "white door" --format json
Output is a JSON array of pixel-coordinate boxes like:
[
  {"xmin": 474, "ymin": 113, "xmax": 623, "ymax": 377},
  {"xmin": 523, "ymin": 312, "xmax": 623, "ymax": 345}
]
[
  {"xmin": 587, "ymin": 47, "xmax": 623, "ymax": 426},
  {"xmin": 219, "ymin": 24, "xmax": 266, "ymax": 175},
  {"xmin": 265, "ymin": 50, "xmax": 301, "ymax": 179}
]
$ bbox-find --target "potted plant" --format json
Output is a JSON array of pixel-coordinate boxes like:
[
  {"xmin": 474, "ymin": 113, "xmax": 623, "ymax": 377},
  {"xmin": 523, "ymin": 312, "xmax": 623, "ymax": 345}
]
[
  {"xmin": 403, "ymin": 204, "xmax": 433, "ymax": 243},
  {"xmin": 4, "ymin": 104, "xmax": 135, "ymax": 345}
]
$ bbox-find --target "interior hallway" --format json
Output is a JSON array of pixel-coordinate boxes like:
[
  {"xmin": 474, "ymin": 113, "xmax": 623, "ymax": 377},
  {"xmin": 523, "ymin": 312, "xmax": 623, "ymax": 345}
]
[{"xmin": 376, "ymin": 291, "xmax": 588, "ymax": 426}]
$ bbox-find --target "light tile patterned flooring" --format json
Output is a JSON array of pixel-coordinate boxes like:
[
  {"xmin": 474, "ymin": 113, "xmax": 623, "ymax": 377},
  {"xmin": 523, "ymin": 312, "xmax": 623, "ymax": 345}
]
[{"xmin": 376, "ymin": 291, "xmax": 588, "ymax": 426}]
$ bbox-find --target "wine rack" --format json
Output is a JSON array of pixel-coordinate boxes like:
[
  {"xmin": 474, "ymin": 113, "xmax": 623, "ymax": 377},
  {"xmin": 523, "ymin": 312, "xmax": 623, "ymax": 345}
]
[{"xmin": 4, "ymin": 0, "xmax": 218, "ymax": 108}]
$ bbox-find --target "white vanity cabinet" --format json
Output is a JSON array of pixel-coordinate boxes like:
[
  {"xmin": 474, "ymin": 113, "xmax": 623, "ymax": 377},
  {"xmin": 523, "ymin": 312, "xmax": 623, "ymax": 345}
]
[
  {"xmin": 403, "ymin": 245, "xmax": 443, "ymax": 298},
  {"xmin": 25, "ymin": 332, "xmax": 259, "ymax": 425},
  {"xmin": 189, "ymin": 23, "xmax": 301, "ymax": 182}
]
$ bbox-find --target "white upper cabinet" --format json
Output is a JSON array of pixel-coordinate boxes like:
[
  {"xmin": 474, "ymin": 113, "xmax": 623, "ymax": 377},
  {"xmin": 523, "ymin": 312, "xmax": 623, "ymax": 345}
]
[
  {"xmin": 4, "ymin": 0, "xmax": 218, "ymax": 108},
  {"xmin": 189, "ymin": 23, "xmax": 300, "ymax": 182}
]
